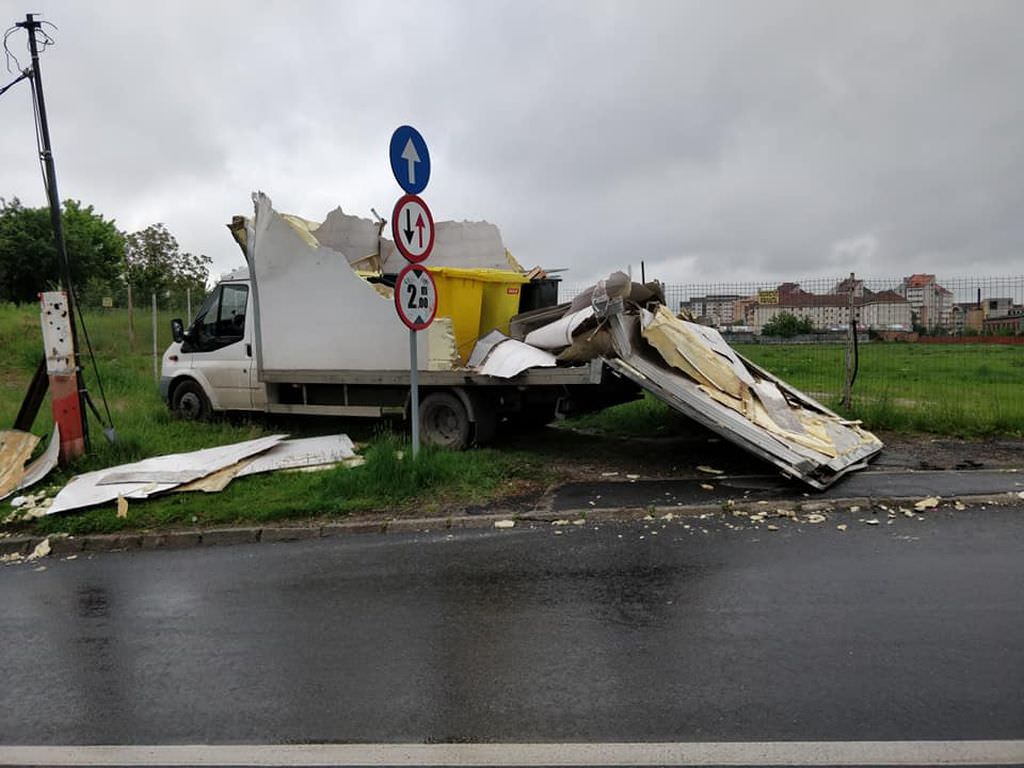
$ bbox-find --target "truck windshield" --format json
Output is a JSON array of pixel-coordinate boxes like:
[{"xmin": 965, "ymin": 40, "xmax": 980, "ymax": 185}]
[{"xmin": 185, "ymin": 283, "xmax": 248, "ymax": 352}]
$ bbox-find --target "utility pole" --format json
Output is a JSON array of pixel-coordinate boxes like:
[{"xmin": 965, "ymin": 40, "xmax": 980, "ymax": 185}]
[{"xmin": 16, "ymin": 13, "xmax": 89, "ymax": 460}]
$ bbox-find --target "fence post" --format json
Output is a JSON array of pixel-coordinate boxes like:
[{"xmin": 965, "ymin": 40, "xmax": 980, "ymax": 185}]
[
  {"xmin": 127, "ymin": 282, "xmax": 135, "ymax": 351},
  {"xmin": 843, "ymin": 272, "xmax": 855, "ymax": 407},
  {"xmin": 152, "ymin": 292, "xmax": 158, "ymax": 381}
]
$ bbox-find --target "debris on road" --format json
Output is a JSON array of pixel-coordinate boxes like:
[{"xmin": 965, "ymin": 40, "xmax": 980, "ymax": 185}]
[
  {"xmin": 116, "ymin": 496, "xmax": 128, "ymax": 519},
  {"xmin": 697, "ymin": 465, "xmax": 723, "ymax": 475},
  {"xmin": 836, "ymin": 524, "xmax": 848, "ymax": 532},
  {"xmin": 804, "ymin": 513, "xmax": 827, "ymax": 524},
  {"xmin": 494, "ymin": 519, "xmax": 515, "ymax": 529},
  {"xmin": 914, "ymin": 496, "xmax": 941, "ymax": 511},
  {"xmin": 27, "ymin": 538, "xmax": 50, "ymax": 561},
  {"xmin": 864, "ymin": 518, "xmax": 880, "ymax": 525}
]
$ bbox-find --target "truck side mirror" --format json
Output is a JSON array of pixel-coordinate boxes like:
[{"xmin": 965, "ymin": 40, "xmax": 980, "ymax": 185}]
[{"xmin": 171, "ymin": 318, "xmax": 185, "ymax": 343}]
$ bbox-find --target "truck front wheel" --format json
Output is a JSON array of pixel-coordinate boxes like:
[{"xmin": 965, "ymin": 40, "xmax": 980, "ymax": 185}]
[
  {"xmin": 420, "ymin": 392, "xmax": 471, "ymax": 449},
  {"xmin": 172, "ymin": 380, "xmax": 212, "ymax": 421}
]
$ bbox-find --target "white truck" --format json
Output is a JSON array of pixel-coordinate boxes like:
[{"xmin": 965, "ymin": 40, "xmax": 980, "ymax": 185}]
[
  {"xmin": 160, "ymin": 193, "xmax": 883, "ymax": 488},
  {"xmin": 159, "ymin": 194, "xmax": 639, "ymax": 449}
]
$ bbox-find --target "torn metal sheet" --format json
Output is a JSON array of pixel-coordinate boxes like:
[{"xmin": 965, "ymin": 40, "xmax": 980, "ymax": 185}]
[
  {"xmin": 641, "ymin": 306, "xmax": 748, "ymax": 399},
  {"xmin": 474, "ymin": 335, "xmax": 558, "ymax": 379},
  {"xmin": 47, "ymin": 435, "xmax": 286, "ymax": 515},
  {"xmin": 98, "ymin": 470, "xmax": 210, "ymax": 486},
  {"xmin": 0, "ymin": 430, "xmax": 40, "ymax": 500},
  {"xmin": 236, "ymin": 434, "xmax": 356, "ymax": 477},
  {"xmin": 604, "ymin": 353, "xmax": 881, "ymax": 489},
  {"xmin": 467, "ymin": 330, "xmax": 507, "ymax": 370},
  {"xmin": 173, "ymin": 458, "xmax": 251, "ymax": 493},
  {"xmin": 173, "ymin": 435, "xmax": 359, "ymax": 493},
  {"xmin": 15, "ymin": 424, "xmax": 60, "ymax": 495},
  {"xmin": 524, "ymin": 307, "xmax": 594, "ymax": 350}
]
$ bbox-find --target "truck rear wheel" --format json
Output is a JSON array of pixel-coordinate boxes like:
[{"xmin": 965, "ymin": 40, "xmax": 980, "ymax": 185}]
[
  {"xmin": 172, "ymin": 379, "xmax": 212, "ymax": 421},
  {"xmin": 420, "ymin": 392, "xmax": 471, "ymax": 449}
]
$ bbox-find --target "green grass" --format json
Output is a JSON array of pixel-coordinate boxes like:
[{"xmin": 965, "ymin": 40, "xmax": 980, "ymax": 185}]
[
  {"xmin": 734, "ymin": 342, "xmax": 1024, "ymax": 436},
  {"xmin": 568, "ymin": 341, "xmax": 1024, "ymax": 438},
  {"xmin": 1, "ymin": 303, "xmax": 544, "ymax": 536},
  {"xmin": 566, "ymin": 393, "xmax": 694, "ymax": 437}
]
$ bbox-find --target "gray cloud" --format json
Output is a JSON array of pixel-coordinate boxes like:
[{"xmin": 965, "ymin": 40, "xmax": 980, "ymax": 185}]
[{"xmin": 3, "ymin": 0, "xmax": 1023, "ymax": 288}]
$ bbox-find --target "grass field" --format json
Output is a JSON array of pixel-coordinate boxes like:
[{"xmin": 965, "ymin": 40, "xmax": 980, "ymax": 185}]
[
  {"xmin": 1, "ymin": 303, "xmax": 544, "ymax": 535},
  {"xmin": 733, "ymin": 342, "xmax": 1024, "ymax": 435}
]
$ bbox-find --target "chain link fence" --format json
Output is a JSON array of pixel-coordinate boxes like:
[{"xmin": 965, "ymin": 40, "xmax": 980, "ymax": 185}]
[{"xmin": 561, "ymin": 274, "xmax": 1024, "ymax": 432}]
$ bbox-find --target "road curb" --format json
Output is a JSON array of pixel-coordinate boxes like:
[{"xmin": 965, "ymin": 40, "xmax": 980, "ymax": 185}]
[{"xmin": 2, "ymin": 490, "xmax": 1021, "ymax": 563}]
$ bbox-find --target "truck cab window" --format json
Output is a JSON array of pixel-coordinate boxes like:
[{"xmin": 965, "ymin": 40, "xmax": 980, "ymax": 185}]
[{"xmin": 183, "ymin": 284, "xmax": 248, "ymax": 353}]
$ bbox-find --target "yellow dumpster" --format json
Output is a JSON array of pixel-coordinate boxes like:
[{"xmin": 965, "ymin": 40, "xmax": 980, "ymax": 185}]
[{"xmin": 428, "ymin": 267, "xmax": 529, "ymax": 363}]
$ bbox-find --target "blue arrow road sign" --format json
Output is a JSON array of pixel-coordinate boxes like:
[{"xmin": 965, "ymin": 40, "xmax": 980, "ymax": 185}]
[{"xmin": 389, "ymin": 125, "xmax": 431, "ymax": 195}]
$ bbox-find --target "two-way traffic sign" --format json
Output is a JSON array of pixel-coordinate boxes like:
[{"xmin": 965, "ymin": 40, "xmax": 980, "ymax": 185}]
[
  {"xmin": 389, "ymin": 125, "xmax": 431, "ymax": 195},
  {"xmin": 392, "ymin": 194, "xmax": 435, "ymax": 263}
]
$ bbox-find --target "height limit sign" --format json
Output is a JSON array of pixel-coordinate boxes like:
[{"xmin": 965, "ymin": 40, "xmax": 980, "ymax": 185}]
[{"xmin": 394, "ymin": 264, "xmax": 437, "ymax": 331}]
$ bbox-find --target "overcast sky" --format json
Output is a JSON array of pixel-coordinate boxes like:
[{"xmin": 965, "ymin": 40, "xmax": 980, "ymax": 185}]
[{"xmin": 2, "ymin": 0, "xmax": 1022, "ymax": 288}]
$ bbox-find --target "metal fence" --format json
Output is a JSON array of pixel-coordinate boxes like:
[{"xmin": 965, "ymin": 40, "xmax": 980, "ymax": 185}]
[{"xmin": 561, "ymin": 274, "xmax": 1024, "ymax": 432}]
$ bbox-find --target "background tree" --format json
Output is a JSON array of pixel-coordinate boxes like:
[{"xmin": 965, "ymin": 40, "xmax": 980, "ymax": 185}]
[
  {"xmin": 123, "ymin": 223, "xmax": 211, "ymax": 300},
  {"xmin": 0, "ymin": 197, "xmax": 124, "ymax": 303},
  {"xmin": 761, "ymin": 311, "xmax": 815, "ymax": 338}
]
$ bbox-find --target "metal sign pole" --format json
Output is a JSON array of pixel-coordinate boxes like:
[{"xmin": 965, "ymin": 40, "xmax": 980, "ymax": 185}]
[
  {"xmin": 409, "ymin": 329, "xmax": 420, "ymax": 457},
  {"xmin": 390, "ymin": 125, "xmax": 433, "ymax": 460}
]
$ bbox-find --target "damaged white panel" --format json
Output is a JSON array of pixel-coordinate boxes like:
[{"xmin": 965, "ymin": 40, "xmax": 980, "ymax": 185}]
[
  {"xmin": 606, "ymin": 355, "xmax": 881, "ymax": 489},
  {"xmin": 474, "ymin": 334, "xmax": 558, "ymax": 379},
  {"xmin": 524, "ymin": 307, "xmax": 594, "ymax": 350},
  {"xmin": 467, "ymin": 330, "xmax": 507, "ymax": 369},
  {"xmin": 311, "ymin": 207, "xmax": 382, "ymax": 267},
  {"xmin": 47, "ymin": 435, "xmax": 286, "ymax": 515},
  {"xmin": 427, "ymin": 317, "xmax": 461, "ymax": 371},
  {"xmin": 236, "ymin": 434, "xmax": 356, "ymax": 477},
  {"xmin": 13, "ymin": 424, "xmax": 60, "ymax": 496},
  {"xmin": 381, "ymin": 220, "xmax": 513, "ymax": 273},
  {"xmin": 249, "ymin": 193, "xmax": 428, "ymax": 372}
]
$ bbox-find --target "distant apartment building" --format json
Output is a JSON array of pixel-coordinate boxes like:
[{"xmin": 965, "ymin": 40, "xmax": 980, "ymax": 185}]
[
  {"xmin": 982, "ymin": 307, "xmax": 1024, "ymax": 335},
  {"xmin": 749, "ymin": 280, "xmax": 911, "ymax": 332},
  {"xmin": 951, "ymin": 302, "xmax": 985, "ymax": 334},
  {"xmin": 983, "ymin": 297, "xmax": 1016, "ymax": 318},
  {"xmin": 679, "ymin": 294, "xmax": 745, "ymax": 327},
  {"xmin": 897, "ymin": 274, "xmax": 953, "ymax": 329}
]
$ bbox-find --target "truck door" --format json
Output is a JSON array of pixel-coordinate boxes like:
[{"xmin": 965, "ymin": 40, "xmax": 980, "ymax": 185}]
[{"xmin": 183, "ymin": 283, "xmax": 255, "ymax": 410}]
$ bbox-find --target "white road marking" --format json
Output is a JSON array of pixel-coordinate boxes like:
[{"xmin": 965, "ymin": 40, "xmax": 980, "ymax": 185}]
[{"xmin": 0, "ymin": 741, "xmax": 1022, "ymax": 766}]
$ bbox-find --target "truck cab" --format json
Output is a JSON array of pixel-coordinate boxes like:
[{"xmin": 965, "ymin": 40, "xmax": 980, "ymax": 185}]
[{"xmin": 161, "ymin": 269, "xmax": 266, "ymax": 419}]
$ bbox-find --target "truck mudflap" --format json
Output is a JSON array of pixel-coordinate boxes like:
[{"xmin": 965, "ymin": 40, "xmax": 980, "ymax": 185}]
[{"xmin": 603, "ymin": 310, "xmax": 883, "ymax": 490}]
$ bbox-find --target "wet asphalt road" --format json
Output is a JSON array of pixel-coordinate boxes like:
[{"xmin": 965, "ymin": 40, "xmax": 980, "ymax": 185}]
[
  {"xmin": 552, "ymin": 468, "xmax": 1024, "ymax": 512},
  {"xmin": 1, "ymin": 507, "xmax": 1022, "ymax": 746}
]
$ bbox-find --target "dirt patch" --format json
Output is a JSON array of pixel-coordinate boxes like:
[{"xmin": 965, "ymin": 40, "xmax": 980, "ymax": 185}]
[
  {"xmin": 503, "ymin": 424, "xmax": 1024, "ymax": 485},
  {"xmin": 871, "ymin": 431, "xmax": 1024, "ymax": 472}
]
